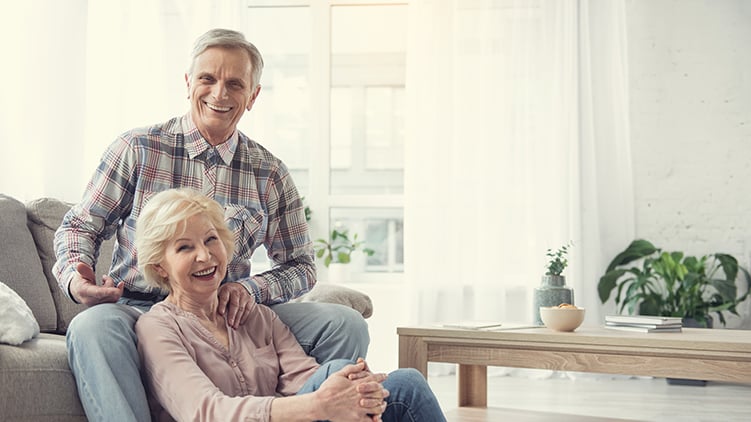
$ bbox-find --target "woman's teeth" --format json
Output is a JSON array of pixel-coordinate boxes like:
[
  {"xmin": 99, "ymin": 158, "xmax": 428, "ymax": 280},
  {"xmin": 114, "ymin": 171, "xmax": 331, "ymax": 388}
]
[{"xmin": 193, "ymin": 267, "xmax": 216, "ymax": 277}]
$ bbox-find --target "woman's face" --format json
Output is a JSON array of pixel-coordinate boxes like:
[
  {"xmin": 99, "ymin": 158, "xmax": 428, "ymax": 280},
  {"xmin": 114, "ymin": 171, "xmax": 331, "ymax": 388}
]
[{"xmin": 156, "ymin": 214, "xmax": 228, "ymax": 297}]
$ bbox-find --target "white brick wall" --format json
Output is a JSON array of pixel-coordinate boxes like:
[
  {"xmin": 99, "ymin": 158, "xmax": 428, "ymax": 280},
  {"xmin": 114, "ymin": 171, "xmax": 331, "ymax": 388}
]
[{"xmin": 627, "ymin": 0, "xmax": 751, "ymax": 327}]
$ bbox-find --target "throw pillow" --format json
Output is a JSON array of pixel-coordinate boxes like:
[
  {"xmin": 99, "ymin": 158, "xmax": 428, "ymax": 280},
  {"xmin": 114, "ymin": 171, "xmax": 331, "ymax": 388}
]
[
  {"xmin": 292, "ymin": 284, "xmax": 373, "ymax": 319},
  {"xmin": 0, "ymin": 280, "xmax": 40, "ymax": 345}
]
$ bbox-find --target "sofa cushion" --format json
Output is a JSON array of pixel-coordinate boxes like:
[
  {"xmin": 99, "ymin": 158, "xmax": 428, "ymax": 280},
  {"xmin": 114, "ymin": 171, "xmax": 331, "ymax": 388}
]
[
  {"xmin": 0, "ymin": 194, "xmax": 57, "ymax": 332},
  {"xmin": 0, "ymin": 281, "xmax": 40, "ymax": 345},
  {"xmin": 0, "ymin": 333, "xmax": 86, "ymax": 421},
  {"xmin": 26, "ymin": 197, "xmax": 116, "ymax": 333},
  {"xmin": 292, "ymin": 283, "xmax": 374, "ymax": 318}
]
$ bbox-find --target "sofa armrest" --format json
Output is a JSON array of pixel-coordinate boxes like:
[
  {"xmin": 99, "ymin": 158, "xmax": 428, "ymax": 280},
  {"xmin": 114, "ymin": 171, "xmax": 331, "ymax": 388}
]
[{"xmin": 291, "ymin": 284, "xmax": 373, "ymax": 319}]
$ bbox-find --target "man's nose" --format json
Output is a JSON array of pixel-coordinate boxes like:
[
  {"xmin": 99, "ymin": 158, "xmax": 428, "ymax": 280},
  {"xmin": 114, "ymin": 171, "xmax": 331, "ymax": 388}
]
[{"xmin": 213, "ymin": 83, "xmax": 228, "ymax": 99}]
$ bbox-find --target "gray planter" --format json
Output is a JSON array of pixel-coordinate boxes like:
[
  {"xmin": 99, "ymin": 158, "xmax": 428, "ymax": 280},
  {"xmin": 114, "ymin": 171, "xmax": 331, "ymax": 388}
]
[{"xmin": 532, "ymin": 275, "xmax": 574, "ymax": 325}]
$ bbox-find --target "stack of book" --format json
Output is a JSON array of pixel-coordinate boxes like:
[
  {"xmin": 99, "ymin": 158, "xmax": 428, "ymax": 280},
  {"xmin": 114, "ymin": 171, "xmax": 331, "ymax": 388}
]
[{"xmin": 604, "ymin": 315, "xmax": 683, "ymax": 333}]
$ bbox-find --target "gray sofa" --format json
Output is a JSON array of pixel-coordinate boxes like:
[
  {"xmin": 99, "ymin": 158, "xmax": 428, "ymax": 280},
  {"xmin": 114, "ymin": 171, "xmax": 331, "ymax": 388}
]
[{"xmin": 0, "ymin": 193, "xmax": 372, "ymax": 422}]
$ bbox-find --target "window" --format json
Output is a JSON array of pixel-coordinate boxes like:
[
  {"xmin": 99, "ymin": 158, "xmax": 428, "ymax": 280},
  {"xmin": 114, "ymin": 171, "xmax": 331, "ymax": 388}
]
[{"xmin": 246, "ymin": 1, "xmax": 406, "ymax": 278}]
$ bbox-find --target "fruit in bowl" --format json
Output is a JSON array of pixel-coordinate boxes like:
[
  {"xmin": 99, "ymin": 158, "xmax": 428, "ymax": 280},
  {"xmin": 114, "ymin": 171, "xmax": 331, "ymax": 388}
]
[{"xmin": 539, "ymin": 303, "xmax": 585, "ymax": 332}]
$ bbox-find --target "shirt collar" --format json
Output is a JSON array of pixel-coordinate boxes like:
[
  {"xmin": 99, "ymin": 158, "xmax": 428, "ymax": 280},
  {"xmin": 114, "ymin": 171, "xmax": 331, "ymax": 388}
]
[{"xmin": 179, "ymin": 113, "xmax": 238, "ymax": 165}]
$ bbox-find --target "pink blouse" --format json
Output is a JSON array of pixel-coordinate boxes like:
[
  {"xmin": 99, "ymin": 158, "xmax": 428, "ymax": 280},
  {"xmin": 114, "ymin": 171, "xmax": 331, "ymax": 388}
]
[{"xmin": 135, "ymin": 300, "xmax": 320, "ymax": 422}]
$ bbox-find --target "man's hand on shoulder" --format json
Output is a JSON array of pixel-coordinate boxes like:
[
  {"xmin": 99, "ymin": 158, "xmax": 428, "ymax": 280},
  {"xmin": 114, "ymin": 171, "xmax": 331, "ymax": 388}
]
[
  {"xmin": 70, "ymin": 262, "xmax": 124, "ymax": 306},
  {"xmin": 217, "ymin": 282, "xmax": 253, "ymax": 329}
]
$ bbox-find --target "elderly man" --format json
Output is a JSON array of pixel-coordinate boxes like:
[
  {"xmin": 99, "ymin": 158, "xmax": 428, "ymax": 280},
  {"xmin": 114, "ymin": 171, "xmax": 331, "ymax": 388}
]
[{"xmin": 53, "ymin": 28, "xmax": 369, "ymax": 422}]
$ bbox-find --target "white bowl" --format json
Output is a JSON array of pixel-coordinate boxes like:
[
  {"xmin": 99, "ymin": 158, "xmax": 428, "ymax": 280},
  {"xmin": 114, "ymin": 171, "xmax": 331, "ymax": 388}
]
[{"xmin": 540, "ymin": 306, "xmax": 585, "ymax": 332}]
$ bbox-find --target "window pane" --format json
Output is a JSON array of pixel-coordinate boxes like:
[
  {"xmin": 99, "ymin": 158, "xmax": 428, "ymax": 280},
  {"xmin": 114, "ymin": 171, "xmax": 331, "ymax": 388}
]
[
  {"xmin": 242, "ymin": 6, "xmax": 311, "ymax": 194},
  {"xmin": 330, "ymin": 4, "xmax": 407, "ymax": 195},
  {"xmin": 330, "ymin": 207, "xmax": 404, "ymax": 273}
]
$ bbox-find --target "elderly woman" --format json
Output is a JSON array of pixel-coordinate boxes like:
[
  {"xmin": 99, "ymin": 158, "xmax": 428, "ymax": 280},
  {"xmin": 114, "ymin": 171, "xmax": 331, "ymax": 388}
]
[{"xmin": 134, "ymin": 188, "xmax": 445, "ymax": 422}]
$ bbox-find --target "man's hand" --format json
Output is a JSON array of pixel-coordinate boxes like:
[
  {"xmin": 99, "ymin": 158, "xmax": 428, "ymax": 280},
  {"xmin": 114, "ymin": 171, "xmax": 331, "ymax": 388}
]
[
  {"xmin": 69, "ymin": 262, "xmax": 124, "ymax": 306},
  {"xmin": 217, "ymin": 283, "xmax": 253, "ymax": 329}
]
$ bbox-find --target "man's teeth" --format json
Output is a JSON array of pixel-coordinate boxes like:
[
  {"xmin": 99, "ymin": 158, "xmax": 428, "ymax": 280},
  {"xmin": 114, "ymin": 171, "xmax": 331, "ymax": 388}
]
[
  {"xmin": 206, "ymin": 102, "xmax": 231, "ymax": 112},
  {"xmin": 193, "ymin": 267, "xmax": 215, "ymax": 277}
]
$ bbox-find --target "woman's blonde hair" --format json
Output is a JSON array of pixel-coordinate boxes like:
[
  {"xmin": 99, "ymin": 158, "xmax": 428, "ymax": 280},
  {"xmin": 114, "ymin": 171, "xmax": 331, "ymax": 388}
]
[{"xmin": 135, "ymin": 188, "xmax": 235, "ymax": 291}]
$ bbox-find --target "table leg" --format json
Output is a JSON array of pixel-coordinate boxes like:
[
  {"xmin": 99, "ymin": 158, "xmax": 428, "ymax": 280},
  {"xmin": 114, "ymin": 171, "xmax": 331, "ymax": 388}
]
[
  {"xmin": 399, "ymin": 335, "xmax": 428, "ymax": 376},
  {"xmin": 458, "ymin": 364, "xmax": 487, "ymax": 407}
]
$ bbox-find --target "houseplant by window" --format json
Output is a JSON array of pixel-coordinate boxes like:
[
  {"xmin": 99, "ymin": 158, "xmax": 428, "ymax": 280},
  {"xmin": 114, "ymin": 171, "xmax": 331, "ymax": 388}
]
[
  {"xmin": 597, "ymin": 239, "xmax": 751, "ymax": 327},
  {"xmin": 314, "ymin": 228, "xmax": 375, "ymax": 282},
  {"xmin": 533, "ymin": 242, "xmax": 574, "ymax": 325}
]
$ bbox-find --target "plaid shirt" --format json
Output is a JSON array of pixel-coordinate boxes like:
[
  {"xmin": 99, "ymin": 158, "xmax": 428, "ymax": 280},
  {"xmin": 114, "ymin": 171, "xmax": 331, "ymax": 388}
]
[{"xmin": 53, "ymin": 114, "xmax": 315, "ymax": 305}]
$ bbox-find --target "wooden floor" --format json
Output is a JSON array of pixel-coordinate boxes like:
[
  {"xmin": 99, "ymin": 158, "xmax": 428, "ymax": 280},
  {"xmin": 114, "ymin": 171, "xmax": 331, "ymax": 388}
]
[
  {"xmin": 431, "ymin": 370, "xmax": 751, "ymax": 422},
  {"xmin": 445, "ymin": 407, "xmax": 638, "ymax": 421}
]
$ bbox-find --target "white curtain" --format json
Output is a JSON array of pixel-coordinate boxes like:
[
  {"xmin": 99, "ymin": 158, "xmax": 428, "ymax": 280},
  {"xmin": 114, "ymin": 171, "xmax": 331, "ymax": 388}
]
[
  {"xmin": 404, "ymin": 0, "xmax": 634, "ymax": 331},
  {"xmin": 0, "ymin": 0, "xmax": 247, "ymax": 203}
]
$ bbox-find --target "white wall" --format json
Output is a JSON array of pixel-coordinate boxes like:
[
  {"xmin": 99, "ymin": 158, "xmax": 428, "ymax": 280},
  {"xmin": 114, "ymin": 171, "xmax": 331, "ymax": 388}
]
[{"xmin": 627, "ymin": 0, "xmax": 751, "ymax": 328}]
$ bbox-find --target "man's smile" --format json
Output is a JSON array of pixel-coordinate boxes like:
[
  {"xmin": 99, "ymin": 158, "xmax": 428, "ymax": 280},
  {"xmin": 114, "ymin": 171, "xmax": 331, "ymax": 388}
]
[{"xmin": 204, "ymin": 101, "xmax": 232, "ymax": 112}]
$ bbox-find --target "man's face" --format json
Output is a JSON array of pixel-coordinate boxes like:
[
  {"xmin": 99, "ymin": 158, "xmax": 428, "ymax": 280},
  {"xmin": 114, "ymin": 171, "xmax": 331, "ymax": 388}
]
[{"xmin": 186, "ymin": 47, "xmax": 260, "ymax": 145}]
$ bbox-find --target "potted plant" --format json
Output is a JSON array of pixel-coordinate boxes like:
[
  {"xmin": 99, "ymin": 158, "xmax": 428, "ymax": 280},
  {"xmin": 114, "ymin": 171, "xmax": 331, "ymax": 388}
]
[
  {"xmin": 314, "ymin": 228, "xmax": 375, "ymax": 282},
  {"xmin": 545, "ymin": 242, "xmax": 572, "ymax": 279},
  {"xmin": 598, "ymin": 239, "xmax": 751, "ymax": 327},
  {"xmin": 533, "ymin": 242, "xmax": 574, "ymax": 324}
]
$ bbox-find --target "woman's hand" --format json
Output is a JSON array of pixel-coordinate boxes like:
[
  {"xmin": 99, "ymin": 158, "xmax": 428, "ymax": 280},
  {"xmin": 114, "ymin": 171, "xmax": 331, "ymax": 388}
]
[
  {"xmin": 315, "ymin": 361, "xmax": 388, "ymax": 421},
  {"xmin": 216, "ymin": 282, "xmax": 253, "ymax": 329}
]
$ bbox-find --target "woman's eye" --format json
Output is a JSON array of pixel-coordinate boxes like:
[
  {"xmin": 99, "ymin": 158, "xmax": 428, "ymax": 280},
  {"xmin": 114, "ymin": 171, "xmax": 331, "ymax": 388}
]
[
  {"xmin": 177, "ymin": 245, "xmax": 190, "ymax": 252},
  {"xmin": 206, "ymin": 236, "xmax": 218, "ymax": 244}
]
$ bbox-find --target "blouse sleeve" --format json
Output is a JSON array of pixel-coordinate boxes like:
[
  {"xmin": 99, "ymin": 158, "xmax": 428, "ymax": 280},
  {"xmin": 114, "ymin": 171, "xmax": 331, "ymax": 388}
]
[
  {"xmin": 263, "ymin": 306, "xmax": 321, "ymax": 396},
  {"xmin": 136, "ymin": 311, "xmax": 274, "ymax": 422}
]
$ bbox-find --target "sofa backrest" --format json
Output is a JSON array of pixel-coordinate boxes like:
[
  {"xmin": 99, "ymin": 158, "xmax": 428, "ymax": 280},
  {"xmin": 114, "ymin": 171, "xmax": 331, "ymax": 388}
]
[
  {"xmin": 0, "ymin": 194, "xmax": 117, "ymax": 334},
  {"xmin": 0, "ymin": 194, "xmax": 58, "ymax": 332},
  {"xmin": 26, "ymin": 197, "xmax": 116, "ymax": 333}
]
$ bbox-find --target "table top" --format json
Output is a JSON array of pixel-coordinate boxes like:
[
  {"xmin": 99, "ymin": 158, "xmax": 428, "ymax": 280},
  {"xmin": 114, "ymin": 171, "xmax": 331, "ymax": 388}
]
[{"xmin": 397, "ymin": 325, "xmax": 751, "ymax": 354}]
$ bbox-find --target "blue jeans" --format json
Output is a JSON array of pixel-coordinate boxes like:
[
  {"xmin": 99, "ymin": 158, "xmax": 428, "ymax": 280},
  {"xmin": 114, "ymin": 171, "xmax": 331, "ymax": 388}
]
[
  {"xmin": 298, "ymin": 359, "xmax": 446, "ymax": 422},
  {"xmin": 66, "ymin": 300, "xmax": 370, "ymax": 422}
]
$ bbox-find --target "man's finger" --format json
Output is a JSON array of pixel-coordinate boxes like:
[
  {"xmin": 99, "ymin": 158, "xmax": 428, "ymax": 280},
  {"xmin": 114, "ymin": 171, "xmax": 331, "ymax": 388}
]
[
  {"xmin": 76, "ymin": 262, "xmax": 96, "ymax": 282},
  {"xmin": 217, "ymin": 288, "xmax": 230, "ymax": 315}
]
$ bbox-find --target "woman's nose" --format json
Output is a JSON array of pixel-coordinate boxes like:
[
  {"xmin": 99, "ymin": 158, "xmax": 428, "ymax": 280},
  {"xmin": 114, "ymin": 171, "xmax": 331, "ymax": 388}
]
[{"xmin": 196, "ymin": 245, "xmax": 211, "ymax": 262}]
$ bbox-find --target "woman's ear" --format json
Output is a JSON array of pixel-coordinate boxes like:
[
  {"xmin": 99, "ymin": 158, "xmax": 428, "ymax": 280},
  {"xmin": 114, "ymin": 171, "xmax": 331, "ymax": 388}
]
[{"xmin": 155, "ymin": 264, "xmax": 168, "ymax": 279}]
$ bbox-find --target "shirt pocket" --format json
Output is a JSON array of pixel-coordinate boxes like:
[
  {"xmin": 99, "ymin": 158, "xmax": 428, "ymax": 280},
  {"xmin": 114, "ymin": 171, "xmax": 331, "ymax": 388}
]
[{"xmin": 224, "ymin": 204, "xmax": 267, "ymax": 260}]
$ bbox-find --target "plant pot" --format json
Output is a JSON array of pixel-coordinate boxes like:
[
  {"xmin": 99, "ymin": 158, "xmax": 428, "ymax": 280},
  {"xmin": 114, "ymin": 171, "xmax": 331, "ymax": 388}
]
[
  {"xmin": 532, "ymin": 275, "xmax": 574, "ymax": 325},
  {"xmin": 326, "ymin": 263, "xmax": 351, "ymax": 284}
]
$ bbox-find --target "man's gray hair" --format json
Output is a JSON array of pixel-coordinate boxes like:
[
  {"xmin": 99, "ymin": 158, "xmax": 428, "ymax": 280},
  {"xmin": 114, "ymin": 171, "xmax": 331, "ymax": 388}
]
[{"xmin": 189, "ymin": 28, "xmax": 264, "ymax": 87}]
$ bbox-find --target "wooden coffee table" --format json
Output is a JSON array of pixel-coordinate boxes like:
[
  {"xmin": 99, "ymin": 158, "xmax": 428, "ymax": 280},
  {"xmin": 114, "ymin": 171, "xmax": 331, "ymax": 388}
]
[{"xmin": 398, "ymin": 325, "xmax": 751, "ymax": 408}]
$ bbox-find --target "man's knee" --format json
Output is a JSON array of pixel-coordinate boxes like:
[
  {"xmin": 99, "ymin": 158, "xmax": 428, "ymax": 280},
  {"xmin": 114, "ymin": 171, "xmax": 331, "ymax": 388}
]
[
  {"xmin": 67, "ymin": 304, "xmax": 139, "ymax": 348},
  {"xmin": 323, "ymin": 304, "xmax": 370, "ymax": 347}
]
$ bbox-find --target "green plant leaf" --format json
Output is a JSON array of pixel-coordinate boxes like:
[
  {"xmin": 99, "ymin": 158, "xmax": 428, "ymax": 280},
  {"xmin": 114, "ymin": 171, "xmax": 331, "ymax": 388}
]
[
  {"xmin": 605, "ymin": 239, "xmax": 658, "ymax": 272},
  {"xmin": 598, "ymin": 269, "xmax": 628, "ymax": 302}
]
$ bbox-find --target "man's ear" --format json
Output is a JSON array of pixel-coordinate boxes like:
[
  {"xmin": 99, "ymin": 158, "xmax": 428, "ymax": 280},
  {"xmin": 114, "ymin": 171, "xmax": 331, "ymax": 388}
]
[{"xmin": 246, "ymin": 85, "xmax": 262, "ymax": 111}]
